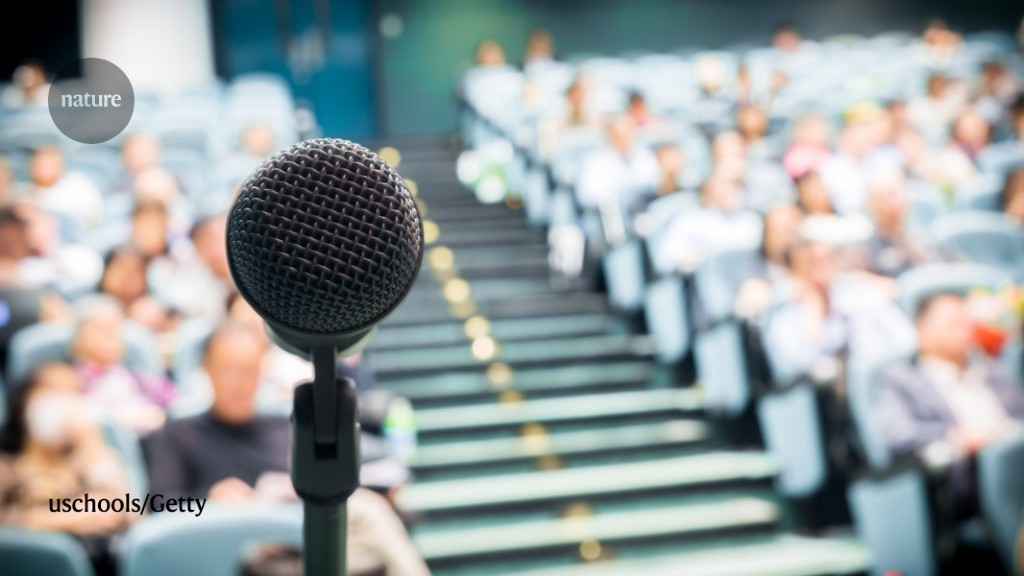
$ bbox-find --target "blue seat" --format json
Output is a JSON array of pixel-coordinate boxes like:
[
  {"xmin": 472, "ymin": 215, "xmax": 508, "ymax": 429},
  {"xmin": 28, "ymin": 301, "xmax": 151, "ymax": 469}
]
[
  {"xmin": 101, "ymin": 421, "xmax": 149, "ymax": 496},
  {"xmin": 906, "ymin": 179, "xmax": 946, "ymax": 232},
  {"xmin": 692, "ymin": 247, "xmax": 762, "ymax": 416},
  {"xmin": 848, "ymin": 469, "xmax": 935, "ymax": 576},
  {"xmin": 602, "ymin": 238, "xmax": 645, "ymax": 313},
  {"xmin": 954, "ymin": 172, "xmax": 1006, "ymax": 212},
  {"xmin": 0, "ymin": 528, "xmax": 96, "ymax": 576},
  {"xmin": 643, "ymin": 274, "xmax": 690, "ymax": 365},
  {"xmin": 6, "ymin": 321, "xmax": 162, "ymax": 388},
  {"xmin": 978, "ymin": 142, "xmax": 1024, "ymax": 175},
  {"xmin": 756, "ymin": 384, "xmax": 827, "ymax": 498},
  {"xmin": 977, "ymin": 435, "xmax": 1024, "ymax": 574},
  {"xmin": 846, "ymin": 349, "xmax": 915, "ymax": 470},
  {"xmin": 896, "ymin": 262, "xmax": 1013, "ymax": 316},
  {"xmin": 930, "ymin": 212, "xmax": 1024, "ymax": 277},
  {"xmin": 119, "ymin": 504, "xmax": 303, "ymax": 576}
]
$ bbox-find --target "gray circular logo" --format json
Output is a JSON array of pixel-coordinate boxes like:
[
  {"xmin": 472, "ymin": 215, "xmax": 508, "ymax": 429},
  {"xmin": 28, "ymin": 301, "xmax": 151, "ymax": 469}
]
[{"xmin": 48, "ymin": 58, "xmax": 134, "ymax": 144}]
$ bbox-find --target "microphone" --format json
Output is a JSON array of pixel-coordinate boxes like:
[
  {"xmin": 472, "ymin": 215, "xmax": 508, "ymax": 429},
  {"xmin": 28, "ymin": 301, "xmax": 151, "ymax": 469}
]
[
  {"xmin": 227, "ymin": 137, "xmax": 424, "ymax": 356},
  {"xmin": 225, "ymin": 138, "xmax": 423, "ymax": 576}
]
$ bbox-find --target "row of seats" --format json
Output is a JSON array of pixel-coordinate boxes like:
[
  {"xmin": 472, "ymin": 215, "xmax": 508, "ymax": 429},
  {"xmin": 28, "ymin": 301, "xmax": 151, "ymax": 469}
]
[{"xmin": 460, "ymin": 26, "xmax": 1024, "ymax": 576}]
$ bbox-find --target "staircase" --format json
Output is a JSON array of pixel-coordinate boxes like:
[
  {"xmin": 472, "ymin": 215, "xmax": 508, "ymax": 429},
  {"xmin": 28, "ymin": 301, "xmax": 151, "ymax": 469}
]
[{"xmin": 364, "ymin": 136, "xmax": 869, "ymax": 576}]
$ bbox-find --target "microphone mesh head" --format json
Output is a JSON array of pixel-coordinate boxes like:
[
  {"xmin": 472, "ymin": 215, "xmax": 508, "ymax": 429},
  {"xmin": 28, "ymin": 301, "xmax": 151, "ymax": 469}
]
[{"xmin": 227, "ymin": 138, "xmax": 423, "ymax": 336}]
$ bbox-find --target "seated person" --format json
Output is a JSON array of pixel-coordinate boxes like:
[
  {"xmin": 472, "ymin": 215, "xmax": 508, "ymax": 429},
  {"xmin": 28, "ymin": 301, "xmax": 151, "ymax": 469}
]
[
  {"xmin": 795, "ymin": 171, "xmax": 835, "ymax": 215},
  {"xmin": 145, "ymin": 323, "xmax": 427, "ymax": 575},
  {"xmin": 654, "ymin": 172, "xmax": 762, "ymax": 274},
  {"xmin": 99, "ymin": 246, "xmax": 171, "ymax": 335},
  {"xmin": 72, "ymin": 296, "xmax": 174, "ymax": 433},
  {"xmin": 147, "ymin": 319, "xmax": 407, "ymax": 500},
  {"xmin": 877, "ymin": 293, "xmax": 1024, "ymax": 513},
  {"xmin": 15, "ymin": 145, "xmax": 103, "ymax": 235},
  {"xmin": 783, "ymin": 113, "xmax": 832, "ymax": 179},
  {"xmin": 0, "ymin": 363, "xmax": 133, "ymax": 575},
  {"xmin": 764, "ymin": 238, "xmax": 914, "ymax": 383},
  {"xmin": 858, "ymin": 169, "xmax": 939, "ymax": 278},
  {"xmin": 652, "ymin": 143, "xmax": 687, "ymax": 197},
  {"xmin": 576, "ymin": 115, "xmax": 658, "ymax": 213},
  {"xmin": 735, "ymin": 203, "xmax": 804, "ymax": 318}
]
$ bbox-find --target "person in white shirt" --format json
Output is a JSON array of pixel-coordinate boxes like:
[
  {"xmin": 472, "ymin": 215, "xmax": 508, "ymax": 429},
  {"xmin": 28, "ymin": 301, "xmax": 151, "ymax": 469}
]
[
  {"xmin": 17, "ymin": 146, "xmax": 103, "ymax": 236},
  {"xmin": 654, "ymin": 172, "xmax": 762, "ymax": 275},
  {"xmin": 575, "ymin": 115, "xmax": 658, "ymax": 212}
]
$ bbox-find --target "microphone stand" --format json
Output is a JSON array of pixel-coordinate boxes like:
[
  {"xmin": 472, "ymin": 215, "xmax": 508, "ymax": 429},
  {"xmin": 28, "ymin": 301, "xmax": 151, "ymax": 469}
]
[{"xmin": 291, "ymin": 345, "xmax": 360, "ymax": 576}]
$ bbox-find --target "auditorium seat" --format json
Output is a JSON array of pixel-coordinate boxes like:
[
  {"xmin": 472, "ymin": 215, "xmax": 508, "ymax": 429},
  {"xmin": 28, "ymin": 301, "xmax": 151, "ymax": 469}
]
[
  {"xmin": 5, "ymin": 320, "xmax": 161, "ymax": 387},
  {"xmin": 896, "ymin": 262, "xmax": 1013, "ymax": 316},
  {"xmin": 0, "ymin": 529, "xmax": 96, "ymax": 576},
  {"xmin": 978, "ymin": 435, "xmax": 1024, "ymax": 574},
  {"xmin": 756, "ymin": 383, "xmax": 827, "ymax": 499},
  {"xmin": 643, "ymin": 274, "xmax": 691, "ymax": 364},
  {"xmin": 118, "ymin": 504, "xmax": 302, "ymax": 576},
  {"xmin": 848, "ymin": 469, "xmax": 935, "ymax": 576}
]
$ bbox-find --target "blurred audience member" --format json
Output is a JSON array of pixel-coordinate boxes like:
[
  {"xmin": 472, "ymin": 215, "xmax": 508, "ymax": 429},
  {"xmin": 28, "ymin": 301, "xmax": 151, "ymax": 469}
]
[
  {"xmin": 1001, "ymin": 167, "xmax": 1024, "ymax": 224},
  {"xmin": 975, "ymin": 60, "xmax": 1020, "ymax": 127},
  {"xmin": 129, "ymin": 200, "xmax": 173, "ymax": 260},
  {"xmin": 576, "ymin": 115, "xmax": 658, "ymax": 212},
  {"xmin": 0, "ymin": 157, "xmax": 13, "ymax": 205},
  {"xmin": 907, "ymin": 73, "xmax": 967, "ymax": 145},
  {"xmin": 736, "ymin": 104, "xmax": 777, "ymax": 160},
  {"xmin": 765, "ymin": 238, "xmax": 912, "ymax": 382},
  {"xmin": 919, "ymin": 19, "xmax": 963, "ymax": 66},
  {"xmin": 820, "ymin": 103, "xmax": 886, "ymax": 214},
  {"xmin": 860, "ymin": 169, "xmax": 937, "ymax": 277},
  {"xmin": 146, "ymin": 324, "xmax": 428, "ymax": 574},
  {"xmin": 655, "ymin": 172, "xmax": 761, "ymax": 274},
  {"xmin": 795, "ymin": 171, "xmax": 834, "ymax": 215},
  {"xmin": 12, "ymin": 200, "xmax": 103, "ymax": 291},
  {"xmin": 694, "ymin": 56, "xmax": 733, "ymax": 125},
  {"xmin": 474, "ymin": 39, "xmax": 507, "ymax": 68},
  {"xmin": 627, "ymin": 91, "xmax": 666, "ymax": 132},
  {"xmin": 653, "ymin": 144, "xmax": 687, "ymax": 197},
  {"xmin": 98, "ymin": 246, "xmax": 170, "ymax": 334},
  {"xmin": 877, "ymin": 293, "xmax": 1024, "ymax": 512},
  {"xmin": 115, "ymin": 133, "xmax": 161, "ymax": 195},
  {"xmin": 783, "ymin": 112, "xmax": 832, "ymax": 179},
  {"xmin": 1, "ymin": 61, "xmax": 49, "ymax": 107},
  {"xmin": 150, "ymin": 215, "xmax": 233, "ymax": 323},
  {"xmin": 736, "ymin": 203, "xmax": 804, "ymax": 318},
  {"xmin": 539, "ymin": 74, "xmax": 601, "ymax": 159},
  {"xmin": 17, "ymin": 146, "xmax": 102, "ymax": 234},
  {"xmin": 145, "ymin": 323, "xmax": 281, "ymax": 501},
  {"xmin": 772, "ymin": 22, "xmax": 803, "ymax": 53},
  {"xmin": 523, "ymin": 29, "xmax": 555, "ymax": 73},
  {"xmin": 0, "ymin": 363, "xmax": 132, "ymax": 575},
  {"xmin": 72, "ymin": 297, "xmax": 173, "ymax": 433}
]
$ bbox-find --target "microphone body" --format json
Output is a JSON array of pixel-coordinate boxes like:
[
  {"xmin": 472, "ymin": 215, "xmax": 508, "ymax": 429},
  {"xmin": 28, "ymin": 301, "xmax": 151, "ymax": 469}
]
[{"xmin": 226, "ymin": 138, "xmax": 423, "ymax": 576}]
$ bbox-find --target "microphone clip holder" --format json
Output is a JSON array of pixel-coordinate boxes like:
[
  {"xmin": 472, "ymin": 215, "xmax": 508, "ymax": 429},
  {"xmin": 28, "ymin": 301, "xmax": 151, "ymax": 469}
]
[{"xmin": 291, "ymin": 345, "xmax": 360, "ymax": 576}]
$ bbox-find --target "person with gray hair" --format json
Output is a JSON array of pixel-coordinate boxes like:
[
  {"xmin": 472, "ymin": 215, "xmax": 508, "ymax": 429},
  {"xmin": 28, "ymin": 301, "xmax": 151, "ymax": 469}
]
[{"xmin": 71, "ymin": 295, "xmax": 173, "ymax": 434}]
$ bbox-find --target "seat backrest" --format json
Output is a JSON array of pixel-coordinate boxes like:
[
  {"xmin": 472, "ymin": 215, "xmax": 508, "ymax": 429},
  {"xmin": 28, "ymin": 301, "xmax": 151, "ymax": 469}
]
[
  {"xmin": 930, "ymin": 211, "xmax": 1024, "ymax": 272},
  {"xmin": 119, "ymin": 504, "xmax": 303, "ymax": 576},
  {"xmin": 847, "ymin": 349, "xmax": 915, "ymax": 470},
  {"xmin": 693, "ymin": 247, "xmax": 762, "ymax": 324},
  {"xmin": 977, "ymin": 435, "xmax": 1024, "ymax": 574},
  {"xmin": 602, "ymin": 238, "xmax": 646, "ymax": 313},
  {"xmin": 0, "ymin": 528, "xmax": 96, "ymax": 576},
  {"xmin": 6, "ymin": 321, "xmax": 162, "ymax": 389},
  {"xmin": 847, "ymin": 469, "xmax": 935, "ymax": 576},
  {"xmin": 694, "ymin": 322, "xmax": 750, "ymax": 416},
  {"xmin": 756, "ymin": 384, "xmax": 827, "ymax": 498},
  {"xmin": 101, "ymin": 420, "xmax": 149, "ymax": 496},
  {"xmin": 643, "ymin": 274, "xmax": 690, "ymax": 365},
  {"xmin": 896, "ymin": 262, "xmax": 1013, "ymax": 317}
]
